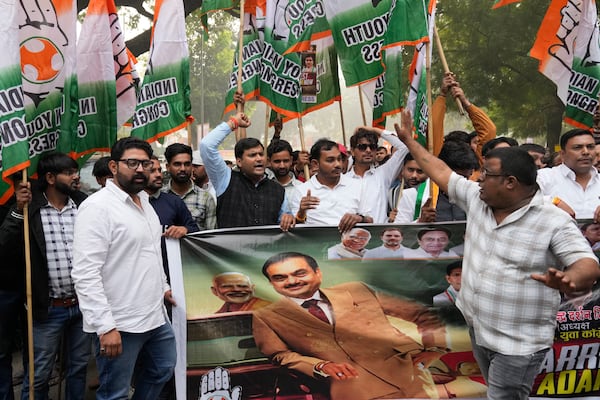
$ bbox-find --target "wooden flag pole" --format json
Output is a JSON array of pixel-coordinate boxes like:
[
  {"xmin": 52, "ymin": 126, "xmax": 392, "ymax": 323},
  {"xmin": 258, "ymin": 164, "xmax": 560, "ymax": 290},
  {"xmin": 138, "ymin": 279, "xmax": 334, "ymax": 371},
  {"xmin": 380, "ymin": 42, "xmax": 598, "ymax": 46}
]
[
  {"xmin": 433, "ymin": 25, "xmax": 465, "ymax": 116},
  {"xmin": 22, "ymin": 169, "xmax": 35, "ymax": 400},
  {"xmin": 357, "ymin": 86, "xmax": 367, "ymax": 126},
  {"xmin": 264, "ymin": 105, "xmax": 270, "ymax": 146},
  {"xmin": 297, "ymin": 117, "xmax": 310, "ymax": 179},
  {"xmin": 426, "ymin": 41, "xmax": 433, "ymax": 154},
  {"xmin": 338, "ymin": 100, "xmax": 347, "ymax": 147},
  {"xmin": 236, "ymin": 0, "xmax": 246, "ymax": 140}
]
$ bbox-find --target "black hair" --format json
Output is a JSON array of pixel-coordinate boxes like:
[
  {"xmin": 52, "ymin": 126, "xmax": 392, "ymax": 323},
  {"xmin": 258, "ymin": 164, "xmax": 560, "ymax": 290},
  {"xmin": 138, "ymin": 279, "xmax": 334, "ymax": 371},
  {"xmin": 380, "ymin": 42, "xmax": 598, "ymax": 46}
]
[
  {"xmin": 234, "ymin": 138, "xmax": 263, "ymax": 159},
  {"xmin": 559, "ymin": 129, "xmax": 594, "ymax": 150},
  {"xmin": 310, "ymin": 138, "xmax": 339, "ymax": 161},
  {"xmin": 438, "ymin": 140, "xmax": 479, "ymax": 171},
  {"xmin": 349, "ymin": 128, "xmax": 378, "ymax": 149},
  {"xmin": 444, "ymin": 131, "xmax": 470, "ymax": 144},
  {"xmin": 267, "ymin": 139, "xmax": 293, "ymax": 159},
  {"xmin": 92, "ymin": 156, "xmax": 112, "ymax": 178},
  {"xmin": 262, "ymin": 252, "xmax": 319, "ymax": 278},
  {"xmin": 485, "ymin": 147, "xmax": 537, "ymax": 186},
  {"xmin": 417, "ymin": 227, "xmax": 451, "ymax": 240},
  {"xmin": 37, "ymin": 152, "xmax": 78, "ymax": 191},
  {"xmin": 519, "ymin": 143, "xmax": 547, "ymax": 155},
  {"xmin": 481, "ymin": 137, "xmax": 519, "ymax": 157},
  {"xmin": 446, "ymin": 260, "xmax": 462, "ymax": 275},
  {"xmin": 164, "ymin": 143, "xmax": 192, "ymax": 163},
  {"xmin": 111, "ymin": 137, "xmax": 152, "ymax": 161}
]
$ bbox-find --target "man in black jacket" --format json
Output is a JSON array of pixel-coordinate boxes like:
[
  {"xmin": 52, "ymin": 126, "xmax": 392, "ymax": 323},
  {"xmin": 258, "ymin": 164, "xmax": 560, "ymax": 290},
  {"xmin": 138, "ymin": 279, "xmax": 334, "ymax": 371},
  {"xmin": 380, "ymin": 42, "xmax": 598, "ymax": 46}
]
[{"xmin": 0, "ymin": 153, "xmax": 90, "ymax": 400}]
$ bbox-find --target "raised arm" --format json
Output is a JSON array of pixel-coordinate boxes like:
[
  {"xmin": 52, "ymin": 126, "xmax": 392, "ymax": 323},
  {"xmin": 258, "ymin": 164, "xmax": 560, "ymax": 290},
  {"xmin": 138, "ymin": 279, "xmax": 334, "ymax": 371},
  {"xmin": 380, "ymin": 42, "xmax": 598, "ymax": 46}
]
[{"xmin": 394, "ymin": 110, "xmax": 453, "ymax": 194}]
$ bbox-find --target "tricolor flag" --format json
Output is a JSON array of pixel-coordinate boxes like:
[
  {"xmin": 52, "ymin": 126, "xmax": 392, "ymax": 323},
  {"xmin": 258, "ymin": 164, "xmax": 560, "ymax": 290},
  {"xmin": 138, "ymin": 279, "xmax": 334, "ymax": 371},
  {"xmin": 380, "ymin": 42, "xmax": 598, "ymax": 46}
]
[
  {"xmin": 19, "ymin": 0, "xmax": 79, "ymax": 165},
  {"xmin": 406, "ymin": 0, "xmax": 436, "ymax": 146},
  {"xmin": 131, "ymin": 0, "xmax": 193, "ymax": 142},
  {"xmin": 0, "ymin": 0, "xmax": 28, "ymax": 204},
  {"xmin": 74, "ymin": 0, "xmax": 118, "ymax": 159},
  {"xmin": 257, "ymin": 0, "xmax": 340, "ymax": 119},
  {"xmin": 383, "ymin": 0, "xmax": 429, "ymax": 48},
  {"xmin": 223, "ymin": 0, "xmax": 264, "ymax": 114},
  {"xmin": 530, "ymin": 0, "xmax": 600, "ymax": 129},
  {"xmin": 110, "ymin": 4, "xmax": 139, "ymax": 127},
  {"xmin": 323, "ymin": 0, "xmax": 392, "ymax": 87}
]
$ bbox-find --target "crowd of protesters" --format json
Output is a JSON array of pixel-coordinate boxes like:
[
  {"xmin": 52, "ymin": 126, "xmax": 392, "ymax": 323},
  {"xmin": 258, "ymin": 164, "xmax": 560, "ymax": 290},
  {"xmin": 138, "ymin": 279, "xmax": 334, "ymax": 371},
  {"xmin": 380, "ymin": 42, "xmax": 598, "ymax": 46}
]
[{"xmin": 1, "ymin": 72, "xmax": 600, "ymax": 400}]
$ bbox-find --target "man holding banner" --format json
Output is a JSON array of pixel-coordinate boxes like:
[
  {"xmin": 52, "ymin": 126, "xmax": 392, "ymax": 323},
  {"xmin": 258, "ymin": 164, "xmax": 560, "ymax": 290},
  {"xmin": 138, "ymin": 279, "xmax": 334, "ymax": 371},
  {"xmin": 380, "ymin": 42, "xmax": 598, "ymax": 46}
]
[
  {"xmin": 253, "ymin": 251, "xmax": 447, "ymax": 400},
  {"xmin": 395, "ymin": 110, "xmax": 600, "ymax": 399}
]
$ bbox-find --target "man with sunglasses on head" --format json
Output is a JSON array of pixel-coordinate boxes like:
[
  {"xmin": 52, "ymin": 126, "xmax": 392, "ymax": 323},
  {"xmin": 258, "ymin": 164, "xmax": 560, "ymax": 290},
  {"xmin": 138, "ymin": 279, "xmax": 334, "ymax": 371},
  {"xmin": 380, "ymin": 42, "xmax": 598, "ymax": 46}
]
[
  {"xmin": 0, "ymin": 152, "xmax": 90, "ymax": 400},
  {"xmin": 72, "ymin": 137, "xmax": 176, "ymax": 400},
  {"xmin": 345, "ymin": 126, "xmax": 410, "ymax": 223}
]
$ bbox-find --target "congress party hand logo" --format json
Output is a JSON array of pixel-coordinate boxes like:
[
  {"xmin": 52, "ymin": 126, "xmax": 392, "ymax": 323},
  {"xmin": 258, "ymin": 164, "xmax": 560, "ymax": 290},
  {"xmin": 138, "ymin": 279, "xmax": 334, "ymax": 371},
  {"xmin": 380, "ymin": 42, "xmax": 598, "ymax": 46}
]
[{"xmin": 198, "ymin": 367, "xmax": 242, "ymax": 400}]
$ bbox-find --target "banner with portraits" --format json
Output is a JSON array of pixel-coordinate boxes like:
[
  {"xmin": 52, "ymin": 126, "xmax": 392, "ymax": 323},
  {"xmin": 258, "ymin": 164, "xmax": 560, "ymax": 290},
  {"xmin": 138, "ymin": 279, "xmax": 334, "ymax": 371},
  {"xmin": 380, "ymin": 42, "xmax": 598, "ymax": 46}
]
[{"xmin": 171, "ymin": 222, "xmax": 600, "ymax": 400}]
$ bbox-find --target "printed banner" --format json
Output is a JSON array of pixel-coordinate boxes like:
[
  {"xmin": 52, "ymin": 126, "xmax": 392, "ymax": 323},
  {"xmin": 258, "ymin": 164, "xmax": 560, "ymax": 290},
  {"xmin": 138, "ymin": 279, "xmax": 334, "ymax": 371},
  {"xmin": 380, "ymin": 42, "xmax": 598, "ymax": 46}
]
[
  {"xmin": 0, "ymin": 0, "xmax": 28, "ymax": 204},
  {"xmin": 18, "ymin": 0, "xmax": 78, "ymax": 168},
  {"xmin": 170, "ymin": 222, "xmax": 600, "ymax": 398},
  {"xmin": 74, "ymin": 0, "xmax": 118, "ymax": 159},
  {"xmin": 530, "ymin": 0, "xmax": 600, "ymax": 129},
  {"xmin": 130, "ymin": 0, "xmax": 193, "ymax": 142}
]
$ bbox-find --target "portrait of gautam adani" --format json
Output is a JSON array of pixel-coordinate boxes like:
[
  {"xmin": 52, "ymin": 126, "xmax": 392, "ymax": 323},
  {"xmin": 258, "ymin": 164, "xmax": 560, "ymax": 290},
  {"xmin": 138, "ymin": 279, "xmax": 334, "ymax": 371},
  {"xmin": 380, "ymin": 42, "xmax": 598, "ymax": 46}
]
[{"xmin": 252, "ymin": 252, "xmax": 448, "ymax": 400}]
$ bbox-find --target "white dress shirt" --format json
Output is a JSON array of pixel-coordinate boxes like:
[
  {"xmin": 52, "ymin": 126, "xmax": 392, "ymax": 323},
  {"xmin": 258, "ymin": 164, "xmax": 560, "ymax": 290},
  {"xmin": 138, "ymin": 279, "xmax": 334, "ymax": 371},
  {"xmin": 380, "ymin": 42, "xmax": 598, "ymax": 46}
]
[
  {"xmin": 72, "ymin": 180, "xmax": 170, "ymax": 335},
  {"xmin": 537, "ymin": 163, "xmax": 600, "ymax": 219}
]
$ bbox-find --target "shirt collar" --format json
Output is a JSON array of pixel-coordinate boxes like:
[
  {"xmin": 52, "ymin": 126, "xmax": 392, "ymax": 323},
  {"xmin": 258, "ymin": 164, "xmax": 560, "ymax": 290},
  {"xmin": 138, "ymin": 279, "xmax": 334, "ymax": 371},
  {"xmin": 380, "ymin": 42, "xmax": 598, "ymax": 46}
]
[
  {"xmin": 557, "ymin": 163, "xmax": 599, "ymax": 181},
  {"xmin": 289, "ymin": 290, "xmax": 324, "ymax": 306},
  {"xmin": 106, "ymin": 179, "xmax": 149, "ymax": 204}
]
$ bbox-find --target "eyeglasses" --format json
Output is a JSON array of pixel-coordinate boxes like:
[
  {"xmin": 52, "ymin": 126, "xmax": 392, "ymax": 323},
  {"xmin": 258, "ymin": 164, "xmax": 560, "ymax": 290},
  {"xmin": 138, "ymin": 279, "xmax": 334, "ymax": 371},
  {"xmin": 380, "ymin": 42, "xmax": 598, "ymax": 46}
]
[
  {"xmin": 355, "ymin": 143, "xmax": 377, "ymax": 151},
  {"xmin": 119, "ymin": 159, "xmax": 153, "ymax": 171},
  {"xmin": 479, "ymin": 169, "xmax": 508, "ymax": 179}
]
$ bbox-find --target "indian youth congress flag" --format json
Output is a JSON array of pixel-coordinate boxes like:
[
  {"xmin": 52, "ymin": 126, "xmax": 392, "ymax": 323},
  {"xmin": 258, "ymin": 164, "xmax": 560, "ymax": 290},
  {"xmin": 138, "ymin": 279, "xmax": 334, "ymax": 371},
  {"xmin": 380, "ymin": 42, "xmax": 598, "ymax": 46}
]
[
  {"xmin": 74, "ymin": 0, "xmax": 117, "ymax": 159},
  {"xmin": 0, "ymin": 0, "xmax": 28, "ymax": 204},
  {"xmin": 323, "ymin": 0, "xmax": 392, "ymax": 86},
  {"xmin": 223, "ymin": 0, "xmax": 264, "ymax": 114},
  {"xmin": 131, "ymin": 0, "xmax": 193, "ymax": 142},
  {"xmin": 19, "ymin": 0, "xmax": 78, "ymax": 164},
  {"xmin": 530, "ymin": 0, "xmax": 600, "ymax": 129}
]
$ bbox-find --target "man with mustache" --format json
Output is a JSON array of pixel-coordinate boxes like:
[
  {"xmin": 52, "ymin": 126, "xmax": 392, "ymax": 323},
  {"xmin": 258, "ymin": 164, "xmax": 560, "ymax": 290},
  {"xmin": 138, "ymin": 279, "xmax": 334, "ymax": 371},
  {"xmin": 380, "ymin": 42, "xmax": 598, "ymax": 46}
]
[
  {"xmin": 266, "ymin": 139, "xmax": 303, "ymax": 200},
  {"xmin": 291, "ymin": 139, "xmax": 373, "ymax": 232},
  {"xmin": 200, "ymin": 94, "xmax": 294, "ymax": 231},
  {"xmin": 537, "ymin": 129, "xmax": 600, "ymax": 219},
  {"xmin": 0, "ymin": 152, "xmax": 90, "ymax": 400},
  {"xmin": 253, "ymin": 252, "xmax": 447, "ymax": 400},
  {"xmin": 72, "ymin": 137, "xmax": 176, "ymax": 399},
  {"xmin": 163, "ymin": 143, "xmax": 216, "ymax": 231},
  {"xmin": 211, "ymin": 272, "xmax": 269, "ymax": 313}
]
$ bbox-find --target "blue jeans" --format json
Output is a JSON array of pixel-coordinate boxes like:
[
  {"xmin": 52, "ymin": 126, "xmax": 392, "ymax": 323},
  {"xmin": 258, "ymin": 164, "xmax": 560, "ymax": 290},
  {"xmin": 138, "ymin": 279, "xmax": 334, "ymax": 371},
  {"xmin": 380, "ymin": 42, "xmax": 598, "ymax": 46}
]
[
  {"xmin": 0, "ymin": 291, "xmax": 23, "ymax": 400},
  {"xmin": 20, "ymin": 304, "xmax": 91, "ymax": 400},
  {"xmin": 469, "ymin": 328, "xmax": 549, "ymax": 400},
  {"xmin": 95, "ymin": 322, "xmax": 176, "ymax": 400}
]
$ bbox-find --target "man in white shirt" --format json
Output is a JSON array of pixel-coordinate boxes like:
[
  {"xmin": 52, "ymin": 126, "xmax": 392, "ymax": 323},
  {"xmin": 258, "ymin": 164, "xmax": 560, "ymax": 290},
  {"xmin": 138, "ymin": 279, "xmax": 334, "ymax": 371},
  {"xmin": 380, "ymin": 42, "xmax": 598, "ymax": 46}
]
[
  {"xmin": 404, "ymin": 227, "xmax": 460, "ymax": 259},
  {"xmin": 537, "ymin": 129, "xmax": 600, "ymax": 220},
  {"xmin": 345, "ymin": 126, "xmax": 409, "ymax": 223},
  {"xmin": 72, "ymin": 137, "xmax": 176, "ymax": 400},
  {"xmin": 291, "ymin": 139, "xmax": 373, "ymax": 232},
  {"xmin": 362, "ymin": 227, "xmax": 408, "ymax": 259}
]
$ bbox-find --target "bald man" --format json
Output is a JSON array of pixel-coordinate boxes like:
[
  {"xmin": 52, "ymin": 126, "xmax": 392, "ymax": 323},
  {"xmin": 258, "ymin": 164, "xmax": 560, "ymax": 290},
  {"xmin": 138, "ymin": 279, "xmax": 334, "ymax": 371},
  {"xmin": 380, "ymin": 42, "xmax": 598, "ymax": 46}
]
[{"xmin": 211, "ymin": 272, "xmax": 270, "ymax": 313}]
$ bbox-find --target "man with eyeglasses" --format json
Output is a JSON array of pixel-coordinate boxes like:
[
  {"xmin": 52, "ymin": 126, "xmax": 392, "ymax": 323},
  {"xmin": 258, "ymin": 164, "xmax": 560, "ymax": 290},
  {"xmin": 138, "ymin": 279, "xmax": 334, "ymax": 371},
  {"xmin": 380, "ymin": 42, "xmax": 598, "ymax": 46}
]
[
  {"xmin": 0, "ymin": 152, "xmax": 90, "ymax": 400},
  {"xmin": 72, "ymin": 137, "xmax": 177, "ymax": 400},
  {"xmin": 345, "ymin": 126, "xmax": 410, "ymax": 223},
  {"xmin": 394, "ymin": 110, "xmax": 600, "ymax": 400}
]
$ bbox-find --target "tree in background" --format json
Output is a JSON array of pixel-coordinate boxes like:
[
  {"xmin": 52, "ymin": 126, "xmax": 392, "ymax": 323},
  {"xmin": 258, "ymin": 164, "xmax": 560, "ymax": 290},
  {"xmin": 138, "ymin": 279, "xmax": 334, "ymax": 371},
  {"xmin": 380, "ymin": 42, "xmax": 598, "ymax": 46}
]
[{"xmin": 436, "ymin": 0, "xmax": 564, "ymax": 149}]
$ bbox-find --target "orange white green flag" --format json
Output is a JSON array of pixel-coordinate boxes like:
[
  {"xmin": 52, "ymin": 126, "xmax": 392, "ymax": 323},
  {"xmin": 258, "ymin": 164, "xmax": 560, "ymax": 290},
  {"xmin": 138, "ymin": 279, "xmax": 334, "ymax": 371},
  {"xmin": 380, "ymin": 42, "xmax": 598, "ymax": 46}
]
[
  {"xmin": 109, "ymin": 3, "xmax": 139, "ymax": 127},
  {"xmin": 0, "ymin": 0, "xmax": 28, "ymax": 204},
  {"xmin": 130, "ymin": 0, "xmax": 193, "ymax": 142},
  {"xmin": 18, "ymin": 0, "xmax": 79, "ymax": 165},
  {"xmin": 74, "ymin": 0, "xmax": 118, "ymax": 158},
  {"xmin": 530, "ymin": 0, "xmax": 600, "ymax": 129}
]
